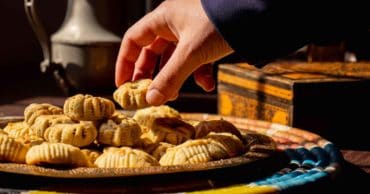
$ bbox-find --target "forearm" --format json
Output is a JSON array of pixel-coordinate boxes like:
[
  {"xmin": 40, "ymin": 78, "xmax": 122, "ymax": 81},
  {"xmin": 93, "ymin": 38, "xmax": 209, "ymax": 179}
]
[{"xmin": 201, "ymin": 0, "xmax": 369, "ymax": 66}]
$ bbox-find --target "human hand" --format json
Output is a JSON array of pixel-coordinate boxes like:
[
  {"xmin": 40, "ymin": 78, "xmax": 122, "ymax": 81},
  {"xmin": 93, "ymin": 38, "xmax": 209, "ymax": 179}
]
[{"xmin": 115, "ymin": 0, "xmax": 233, "ymax": 106}]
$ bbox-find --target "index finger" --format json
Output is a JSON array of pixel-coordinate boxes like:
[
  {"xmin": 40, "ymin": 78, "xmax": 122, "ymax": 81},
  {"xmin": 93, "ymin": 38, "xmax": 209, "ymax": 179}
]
[
  {"xmin": 115, "ymin": 11, "xmax": 177, "ymax": 87},
  {"xmin": 115, "ymin": 15, "xmax": 156, "ymax": 86}
]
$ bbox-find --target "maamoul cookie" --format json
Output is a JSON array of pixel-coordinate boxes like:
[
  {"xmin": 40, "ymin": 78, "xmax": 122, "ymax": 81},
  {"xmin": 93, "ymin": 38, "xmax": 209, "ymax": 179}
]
[
  {"xmin": 3, "ymin": 121, "xmax": 30, "ymax": 139},
  {"xmin": 133, "ymin": 105, "xmax": 181, "ymax": 129},
  {"xmin": 16, "ymin": 135, "xmax": 45, "ymax": 147},
  {"xmin": 98, "ymin": 117, "xmax": 142, "ymax": 147},
  {"xmin": 24, "ymin": 103, "xmax": 63, "ymax": 125},
  {"xmin": 110, "ymin": 111, "xmax": 131, "ymax": 123},
  {"xmin": 244, "ymin": 132, "xmax": 276, "ymax": 153},
  {"xmin": 30, "ymin": 115, "xmax": 74, "ymax": 138},
  {"xmin": 94, "ymin": 147, "xmax": 159, "ymax": 168},
  {"xmin": 159, "ymin": 139, "xmax": 229, "ymax": 166},
  {"xmin": 150, "ymin": 142, "xmax": 174, "ymax": 160},
  {"xmin": 81, "ymin": 149, "xmax": 102, "ymax": 166},
  {"xmin": 25, "ymin": 142, "xmax": 89, "ymax": 167},
  {"xmin": 63, "ymin": 94, "xmax": 115, "ymax": 121},
  {"xmin": 3, "ymin": 122, "xmax": 44, "ymax": 146},
  {"xmin": 142, "ymin": 118, "xmax": 195, "ymax": 145},
  {"xmin": 194, "ymin": 120, "xmax": 244, "ymax": 140},
  {"xmin": 205, "ymin": 132, "xmax": 246, "ymax": 157},
  {"xmin": 0, "ymin": 130, "xmax": 8, "ymax": 136},
  {"xmin": 113, "ymin": 79, "xmax": 152, "ymax": 110},
  {"xmin": 0, "ymin": 135, "xmax": 29, "ymax": 163},
  {"xmin": 43, "ymin": 121, "xmax": 97, "ymax": 147}
]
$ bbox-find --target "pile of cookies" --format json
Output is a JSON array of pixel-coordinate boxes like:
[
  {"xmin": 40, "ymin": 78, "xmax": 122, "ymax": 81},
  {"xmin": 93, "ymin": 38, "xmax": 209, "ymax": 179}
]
[{"xmin": 0, "ymin": 79, "xmax": 269, "ymax": 169}]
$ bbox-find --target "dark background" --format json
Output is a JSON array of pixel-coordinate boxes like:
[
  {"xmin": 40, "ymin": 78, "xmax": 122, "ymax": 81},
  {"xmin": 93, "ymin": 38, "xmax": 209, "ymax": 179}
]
[
  {"xmin": 0, "ymin": 0, "xmax": 216, "ymax": 112},
  {"xmin": 1, "ymin": 0, "xmax": 369, "ymax": 101},
  {"xmin": 0, "ymin": 0, "xmax": 369, "ymax": 113},
  {"xmin": 0, "ymin": 1, "xmax": 369, "ymax": 192}
]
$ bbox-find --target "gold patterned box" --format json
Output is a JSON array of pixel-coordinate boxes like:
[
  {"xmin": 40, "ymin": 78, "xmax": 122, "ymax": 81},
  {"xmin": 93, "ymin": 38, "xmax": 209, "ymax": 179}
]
[{"xmin": 217, "ymin": 62, "xmax": 370, "ymax": 147}]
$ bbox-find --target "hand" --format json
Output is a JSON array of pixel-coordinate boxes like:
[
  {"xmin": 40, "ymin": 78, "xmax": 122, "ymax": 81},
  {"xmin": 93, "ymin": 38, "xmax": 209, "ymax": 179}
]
[{"xmin": 115, "ymin": 0, "xmax": 233, "ymax": 106}]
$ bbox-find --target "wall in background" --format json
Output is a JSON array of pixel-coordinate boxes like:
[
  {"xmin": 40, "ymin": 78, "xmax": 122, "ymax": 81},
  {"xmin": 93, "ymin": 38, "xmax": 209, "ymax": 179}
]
[
  {"xmin": 0, "ymin": 0, "xmax": 145, "ymax": 70},
  {"xmin": 0, "ymin": 1, "xmax": 66, "ymax": 69},
  {"xmin": 1, "ymin": 1, "xmax": 368, "ymax": 97}
]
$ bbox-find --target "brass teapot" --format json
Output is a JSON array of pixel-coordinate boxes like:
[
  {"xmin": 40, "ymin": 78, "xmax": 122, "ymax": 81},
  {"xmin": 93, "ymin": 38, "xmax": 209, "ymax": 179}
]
[{"xmin": 24, "ymin": 0, "xmax": 121, "ymax": 94}]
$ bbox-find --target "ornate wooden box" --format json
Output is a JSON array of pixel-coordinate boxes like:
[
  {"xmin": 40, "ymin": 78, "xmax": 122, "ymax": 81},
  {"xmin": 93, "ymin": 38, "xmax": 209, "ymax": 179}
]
[{"xmin": 217, "ymin": 62, "xmax": 370, "ymax": 148}]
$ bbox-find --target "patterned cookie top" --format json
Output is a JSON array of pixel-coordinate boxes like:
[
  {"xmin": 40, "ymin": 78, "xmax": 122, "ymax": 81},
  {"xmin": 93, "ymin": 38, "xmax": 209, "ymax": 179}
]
[
  {"xmin": 63, "ymin": 94, "xmax": 115, "ymax": 121},
  {"xmin": 159, "ymin": 139, "xmax": 230, "ymax": 166},
  {"xmin": 0, "ymin": 135, "xmax": 29, "ymax": 163},
  {"xmin": 44, "ymin": 122, "xmax": 97, "ymax": 147},
  {"xmin": 24, "ymin": 103, "xmax": 63, "ymax": 125},
  {"xmin": 25, "ymin": 142, "xmax": 89, "ymax": 167},
  {"xmin": 113, "ymin": 79, "xmax": 152, "ymax": 110},
  {"xmin": 195, "ymin": 120, "xmax": 244, "ymax": 140},
  {"xmin": 146, "ymin": 117, "xmax": 195, "ymax": 145},
  {"xmin": 133, "ymin": 105, "xmax": 181, "ymax": 129},
  {"xmin": 98, "ymin": 118, "xmax": 142, "ymax": 147},
  {"xmin": 94, "ymin": 147, "xmax": 159, "ymax": 168}
]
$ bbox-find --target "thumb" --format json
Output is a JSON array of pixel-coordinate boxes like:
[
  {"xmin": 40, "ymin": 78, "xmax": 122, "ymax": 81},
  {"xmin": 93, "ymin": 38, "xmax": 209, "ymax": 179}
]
[{"xmin": 146, "ymin": 42, "xmax": 196, "ymax": 106}]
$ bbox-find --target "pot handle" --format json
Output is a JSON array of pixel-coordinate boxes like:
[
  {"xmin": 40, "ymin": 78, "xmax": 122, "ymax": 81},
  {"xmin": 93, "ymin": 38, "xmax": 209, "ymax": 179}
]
[
  {"xmin": 24, "ymin": 0, "xmax": 74, "ymax": 95},
  {"xmin": 24, "ymin": 0, "xmax": 51, "ymax": 72}
]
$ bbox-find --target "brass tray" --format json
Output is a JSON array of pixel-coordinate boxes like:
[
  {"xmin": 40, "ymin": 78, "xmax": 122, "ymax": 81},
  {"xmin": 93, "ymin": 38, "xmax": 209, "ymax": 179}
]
[{"xmin": 0, "ymin": 114, "xmax": 279, "ymax": 179}]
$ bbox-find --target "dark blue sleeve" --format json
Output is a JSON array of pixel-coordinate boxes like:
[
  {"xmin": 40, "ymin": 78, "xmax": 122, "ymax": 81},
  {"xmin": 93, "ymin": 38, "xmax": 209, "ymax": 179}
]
[{"xmin": 201, "ymin": 0, "xmax": 370, "ymax": 66}]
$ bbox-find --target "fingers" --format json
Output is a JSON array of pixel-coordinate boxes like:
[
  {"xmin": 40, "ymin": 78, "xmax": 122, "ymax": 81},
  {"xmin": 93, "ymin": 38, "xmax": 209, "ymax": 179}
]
[
  {"xmin": 146, "ymin": 42, "xmax": 195, "ymax": 106},
  {"xmin": 133, "ymin": 37, "xmax": 172, "ymax": 80},
  {"xmin": 115, "ymin": 11, "xmax": 177, "ymax": 86},
  {"xmin": 115, "ymin": 39, "xmax": 141, "ymax": 87},
  {"xmin": 115, "ymin": 25, "xmax": 156, "ymax": 86},
  {"xmin": 193, "ymin": 64, "xmax": 215, "ymax": 92},
  {"xmin": 169, "ymin": 93, "xmax": 179, "ymax": 101}
]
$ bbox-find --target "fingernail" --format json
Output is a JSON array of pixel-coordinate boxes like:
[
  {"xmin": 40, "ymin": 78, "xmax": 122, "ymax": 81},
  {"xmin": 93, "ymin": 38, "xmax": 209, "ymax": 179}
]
[
  {"xmin": 146, "ymin": 89, "xmax": 166, "ymax": 106},
  {"xmin": 195, "ymin": 79, "xmax": 215, "ymax": 92},
  {"xmin": 205, "ymin": 83, "xmax": 215, "ymax": 92}
]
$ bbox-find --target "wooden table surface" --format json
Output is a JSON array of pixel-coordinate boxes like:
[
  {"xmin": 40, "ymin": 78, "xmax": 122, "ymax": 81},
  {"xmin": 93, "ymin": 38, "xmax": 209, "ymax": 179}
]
[{"xmin": 0, "ymin": 69, "xmax": 369, "ymax": 193}]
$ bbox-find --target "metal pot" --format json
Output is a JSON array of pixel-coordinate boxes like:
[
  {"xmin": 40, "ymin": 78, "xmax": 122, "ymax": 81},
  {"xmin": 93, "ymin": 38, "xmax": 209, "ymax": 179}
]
[{"xmin": 24, "ymin": 0, "xmax": 121, "ymax": 94}]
